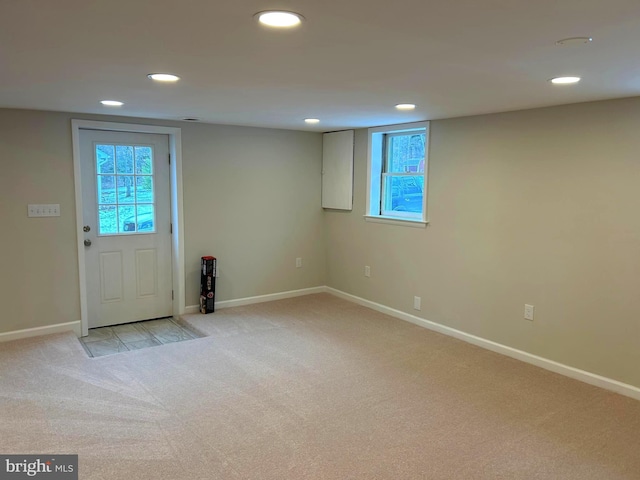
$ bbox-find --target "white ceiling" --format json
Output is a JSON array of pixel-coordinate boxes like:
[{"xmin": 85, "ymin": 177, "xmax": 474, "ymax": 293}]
[{"xmin": 2, "ymin": 0, "xmax": 640, "ymax": 131}]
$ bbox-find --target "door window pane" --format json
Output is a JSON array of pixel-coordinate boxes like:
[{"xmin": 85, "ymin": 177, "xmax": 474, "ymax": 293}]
[
  {"xmin": 117, "ymin": 176, "xmax": 135, "ymax": 204},
  {"xmin": 135, "ymin": 146, "xmax": 153, "ymax": 174},
  {"xmin": 136, "ymin": 176, "xmax": 153, "ymax": 203},
  {"xmin": 98, "ymin": 205, "xmax": 117, "ymax": 234},
  {"xmin": 116, "ymin": 146, "xmax": 134, "ymax": 174},
  {"xmin": 97, "ymin": 175, "xmax": 116, "ymax": 204},
  {"xmin": 96, "ymin": 145, "xmax": 115, "ymax": 174},
  {"xmin": 95, "ymin": 144, "xmax": 156, "ymax": 235},
  {"xmin": 136, "ymin": 204, "xmax": 155, "ymax": 232},
  {"xmin": 118, "ymin": 205, "xmax": 136, "ymax": 233}
]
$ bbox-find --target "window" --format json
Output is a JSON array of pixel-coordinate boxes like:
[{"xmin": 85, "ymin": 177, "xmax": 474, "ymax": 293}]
[
  {"xmin": 367, "ymin": 121, "xmax": 429, "ymax": 225},
  {"xmin": 95, "ymin": 143, "xmax": 156, "ymax": 235}
]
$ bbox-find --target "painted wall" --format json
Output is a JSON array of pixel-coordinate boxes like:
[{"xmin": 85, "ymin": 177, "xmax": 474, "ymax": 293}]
[
  {"xmin": 181, "ymin": 122, "xmax": 325, "ymax": 303},
  {"xmin": 0, "ymin": 110, "xmax": 80, "ymax": 334},
  {"xmin": 0, "ymin": 109, "xmax": 325, "ymax": 334},
  {"xmin": 325, "ymin": 97, "xmax": 640, "ymax": 388},
  {"xmin": 2, "ymin": 98, "xmax": 639, "ymax": 389}
]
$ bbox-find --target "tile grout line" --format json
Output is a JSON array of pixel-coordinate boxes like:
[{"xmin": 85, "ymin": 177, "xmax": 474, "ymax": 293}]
[
  {"xmin": 137, "ymin": 321, "xmax": 164, "ymax": 346},
  {"xmin": 110, "ymin": 329, "xmax": 133, "ymax": 352},
  {"xmin": 80, "ymin": 317, "xmax": 203, "ymax": 357}
]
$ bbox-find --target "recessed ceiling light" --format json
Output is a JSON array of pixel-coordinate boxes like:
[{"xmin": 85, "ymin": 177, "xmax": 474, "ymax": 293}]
[
  {"xmin": 550, "ymin": 76, "xmax": 581, "ymax": 85},
  {"xmin": 555, "ymin": 37, "xmax": 592, "ymax": 46},
  {"xmin": 147, "ymin": 73, "xmax": 180, "ymax": 82},
  {"xmin": 395, "ymin": 104, "xmax": 416, "ymax": 110},
  {"xmin": 304, "ymin": 118, "xmax": 320, "ymax": 124},
  {"xmin": 100, "ymin": 100, "xmax": 124, "ymax": 106},
  {"xmin": 255, "ymin": 11, "xmax": 303, "ymax": 27}
]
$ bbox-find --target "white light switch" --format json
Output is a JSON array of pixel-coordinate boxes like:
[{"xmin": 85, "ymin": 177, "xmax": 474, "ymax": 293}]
[{"xmin": 28, "ymin": 204, "xmax": 60, "ymax": 217}]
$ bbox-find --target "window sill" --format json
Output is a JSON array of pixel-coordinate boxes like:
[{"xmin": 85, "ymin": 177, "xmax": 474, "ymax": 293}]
[{"xmin": 363, "ymin": 215, "xmax": 428, "ymax": 228}]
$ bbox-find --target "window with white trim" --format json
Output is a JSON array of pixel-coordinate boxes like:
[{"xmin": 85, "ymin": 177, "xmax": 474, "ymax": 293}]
[{"xmin": 366, "ymin": 121, "xmax": 429, "ymax": 224}]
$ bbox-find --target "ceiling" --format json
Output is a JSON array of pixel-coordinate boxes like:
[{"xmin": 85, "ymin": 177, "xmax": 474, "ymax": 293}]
[{"xmin": 2, "ymin": 0, "xmax": 640, "ymax": 132}]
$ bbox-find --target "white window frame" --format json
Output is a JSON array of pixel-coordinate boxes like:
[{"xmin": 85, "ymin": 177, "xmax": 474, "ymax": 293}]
[{"xmin": 366, "ymin": 121, "xmax": 429, "ymax": 227}]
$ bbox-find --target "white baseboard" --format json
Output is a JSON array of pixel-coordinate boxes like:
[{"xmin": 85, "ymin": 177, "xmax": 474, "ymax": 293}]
[
  {"xmin": 184, "ymin": 286, "xmax": 327, "ymax": 314},
  {"xmin": 0, "ymin": 321, "xmax": 81, "ymax": 343},
  {"xmin": 5, "ymin": 287, "xmax": 636, "ymax": 401},
  {"xmin": 182, "ymin": 285, "xmax": 640, "ymax": 401},
  {"xmin": 326, "ymin": 287, "xmax": 640, "ymax": 402}
]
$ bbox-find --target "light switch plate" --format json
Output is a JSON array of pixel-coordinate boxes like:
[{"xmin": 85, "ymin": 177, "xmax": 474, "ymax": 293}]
[{"xmin": 28, "ymin": 204, "xmax": 60, "ymax": 217}]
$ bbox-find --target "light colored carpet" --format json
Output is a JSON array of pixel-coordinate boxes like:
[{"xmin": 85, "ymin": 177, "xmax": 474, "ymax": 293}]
[{"xmin": 1, "ymin": 293, "xmax": 639, "ymax": 479}]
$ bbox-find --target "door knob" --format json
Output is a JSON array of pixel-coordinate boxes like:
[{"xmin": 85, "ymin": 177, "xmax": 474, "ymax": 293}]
[{"xmin": 84, "ymin": 239, "xmax": 92, "ymax": 247}]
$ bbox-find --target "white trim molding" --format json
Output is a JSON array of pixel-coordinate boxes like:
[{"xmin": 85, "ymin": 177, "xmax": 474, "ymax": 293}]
[
  {"xmin": 325, "ymin": 287, "xmax": 640, "ymax": 402},
  {"xmin": 363, "ymin": 215, "xmax": 428, "ymax": 228},
  {"xmin": 2, "ymin": 285, "xmax": 638, "ymax": 401},
  {"xmin": 184, "ymin": 286, "xmax": 327, "ymax": 314},
  {"xmin": 0, "ymin": 321, "xmax": 81, "ymax": 343}
]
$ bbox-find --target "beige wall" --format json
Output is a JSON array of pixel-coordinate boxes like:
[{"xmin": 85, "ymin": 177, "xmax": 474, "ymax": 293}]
[
  {"xmin": 325, "ymin": 97, "xmax": 640, "ymax": 388},
  {"xmin": 181, "ymin": 122, "xmax": 325, "ymax": 302},
  {"xmin": 0, "ymin": 109, "xmax": 325, "ymax": 334},
  {"xmin": 2, "ymin": 98, "xmax": 639, "ymax": 389},
  {"xmin": 0, "ymin": 110, "xmax": 80, "ymax": 333}
]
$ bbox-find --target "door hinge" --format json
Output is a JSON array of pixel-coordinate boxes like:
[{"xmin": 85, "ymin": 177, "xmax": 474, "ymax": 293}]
[
  {"xmin": 172, "ymin": 290, "xmax": 174, "ymax": 300},
  {"xmin": 170, "ymin": 223, "xmax": 173, "ymax": 234},
  {"xmin": 168, "ymin": 153, "xmax": 171, "ymax": 164}
]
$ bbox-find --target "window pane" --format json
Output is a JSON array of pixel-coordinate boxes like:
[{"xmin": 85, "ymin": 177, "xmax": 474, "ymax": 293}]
[
  {"xmin": 136, "ymin": 204, "xmax": 155, "ymax": 232},
  {"xmin": 95, "ymin": 143, "xmax": 157, "ymax": 236},
  {"xmin": 117, "ymin": 176, "xmax": 135, "ymax": 204},
  {"xmin": 116, "ymin": 146, "xmax": 134, "ymax": 174},
  {"xmin": 96, "ymin": 145, "xmax": 115, "ymax": 174},
  {"xmin": 135, "ymin": 146, "xmax": 153, "ymax": 174},
  {"xmin": 97, "ymin": 175, "xmax": 116, "ymax": 204},
  {"xmin": 98, "ymin": 205, "xmax": 117, "ymax": 234},
  {"xmin": 387, "ymin": 133, "xmax": 425, "ymax": 173},
  {"xmin": 384, "ymin": 175, "xmax": 423, "ymax": 213},
  {"xmin": 135, "ymin": 176, "xmax": 154, "ymax": 203},
  {"xmin": 118, "ymin": 205, "xmax": 136, "ymax": 233}
]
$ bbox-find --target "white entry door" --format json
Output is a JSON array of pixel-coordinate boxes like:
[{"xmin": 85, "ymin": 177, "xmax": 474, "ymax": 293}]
[{"xmin": 80, "ymin": 130, "xmax": 172, "ymax": 328}]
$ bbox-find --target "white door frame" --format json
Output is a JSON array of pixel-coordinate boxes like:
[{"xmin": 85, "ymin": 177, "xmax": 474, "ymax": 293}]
[{"xmin": 71, "ymin": 119, "xmax": 185, "ymax": 336}]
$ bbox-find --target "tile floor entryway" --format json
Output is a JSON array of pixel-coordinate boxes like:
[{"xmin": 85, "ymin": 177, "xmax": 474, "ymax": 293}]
[{"xmin": 80, "ymin": 317, "xmax": 203, "ymax": 357}]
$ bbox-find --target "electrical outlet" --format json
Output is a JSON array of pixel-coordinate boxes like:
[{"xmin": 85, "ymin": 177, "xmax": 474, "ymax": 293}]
[
  {"xmin": 296, "ymin": 257, "xmax": 302, "ymax": 268},
  {"xmin": 364, "ymin": 266, "xmax": 371, "ymax": 277},
  {"xmin": 524, "ymin": 304, "xmax": 534, "ymax": 321},
  {"xmin": 414, "ymin": 296, "xmax": 421, "ymax": 311}
]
